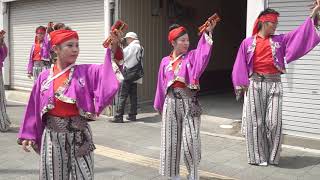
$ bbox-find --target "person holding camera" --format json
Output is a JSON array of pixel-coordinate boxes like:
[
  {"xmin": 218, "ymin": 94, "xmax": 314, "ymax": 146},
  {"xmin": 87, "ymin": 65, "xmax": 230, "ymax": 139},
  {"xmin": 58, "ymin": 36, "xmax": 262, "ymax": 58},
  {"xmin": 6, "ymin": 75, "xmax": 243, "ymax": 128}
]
[{"xmin": 111, "ymin": 32, "xmax": 144, "ymax": 123}]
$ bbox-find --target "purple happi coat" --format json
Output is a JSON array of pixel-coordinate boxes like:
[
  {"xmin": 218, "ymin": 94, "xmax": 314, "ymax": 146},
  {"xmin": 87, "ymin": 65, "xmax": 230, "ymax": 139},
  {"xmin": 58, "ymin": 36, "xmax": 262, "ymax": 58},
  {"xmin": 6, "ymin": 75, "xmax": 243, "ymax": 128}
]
[
  {"xmin": 27, "ymin": 33, "xmax": 51, "ymax": 73},
  {"xmin": 0, "ymin": 43, "xmax": 8, "ymax": 70},
  {"xmin": 18, "ymin": 48, "xmax": 119, "ymax": 152},
  {"xmin": 232, "ymin": 17, "xmax": 320, "ymax": 91},
  {"xmin": 154, "ymin": 33, "xmax": 213, "ymax": 112}
]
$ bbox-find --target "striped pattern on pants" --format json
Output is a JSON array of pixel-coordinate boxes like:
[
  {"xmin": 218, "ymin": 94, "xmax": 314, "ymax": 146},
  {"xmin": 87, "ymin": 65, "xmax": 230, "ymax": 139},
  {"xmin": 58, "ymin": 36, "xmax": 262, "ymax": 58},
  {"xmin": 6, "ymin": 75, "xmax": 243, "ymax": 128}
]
[
  {"xmin": 0, "ymin": 71, "xmax": 10, "ymax": 132},
  {"xmin": 160, "ymin": 88, "xmax": 201, "ymax": 180},
  {"xmin": 33, "ymin": 61, "xmax": 50, "ymax": 82},
  {"xmin": 245, "ymin": 77, "xmax": 283, "ymax": 165},
  {"xmin": 40, "ymin": 116, "xmax": 94, "ymax": 180}
]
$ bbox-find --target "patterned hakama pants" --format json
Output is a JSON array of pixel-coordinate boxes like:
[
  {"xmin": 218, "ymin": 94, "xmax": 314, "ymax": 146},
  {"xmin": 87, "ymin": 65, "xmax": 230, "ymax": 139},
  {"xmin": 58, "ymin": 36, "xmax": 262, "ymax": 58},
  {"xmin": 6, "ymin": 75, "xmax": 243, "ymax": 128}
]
[
  {"xmin": 0, "ymin": 71, "xmax": 10, "ymax": 132},
  {"xmin": 160, "ymin": 88, "xmax": 202, "ymax": 180},
  {"xmin": 40, "ymin": 115, "xmax": 95, "ymax": 180},
  {"xmin": 33, "ymin": 61, "xmax": 50, "ymax": 82},
  {"xmin": 245, "ymin": 74, "xmax": 283, "ymax": 165}
]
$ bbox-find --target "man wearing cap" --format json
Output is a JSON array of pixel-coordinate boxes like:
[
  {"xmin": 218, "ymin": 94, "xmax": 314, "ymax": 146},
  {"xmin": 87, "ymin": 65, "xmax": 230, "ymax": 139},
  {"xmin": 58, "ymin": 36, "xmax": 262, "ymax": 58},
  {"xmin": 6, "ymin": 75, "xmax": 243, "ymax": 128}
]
[
  {"xmin": 112, "ymin": 32, "xmax": 144, "ymax": 123},
  {"xmin": 232, "ymin": 3, "xmax": 320, "ymax": 166}
]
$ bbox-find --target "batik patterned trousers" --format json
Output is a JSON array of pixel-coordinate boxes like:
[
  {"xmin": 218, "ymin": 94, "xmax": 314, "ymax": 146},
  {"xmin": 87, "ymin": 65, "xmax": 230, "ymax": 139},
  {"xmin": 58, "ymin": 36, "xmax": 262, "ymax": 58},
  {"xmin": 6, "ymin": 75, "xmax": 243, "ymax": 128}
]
[
  {"xmin": 33, "ymin": 60, "xmax": 50, "ymax": 82},
  {"xmin": 160, "ymin": 88, "xmax": 202, "ymax": 180},
  {"xmin": 245, "ymin": 73, "xmax": 283, "ymax": 165},
  {"xmin": 0, "ymin": 71, "xmax": 10, "ymax": 132},
  {"xmin": 40, "ymin": 115, "xmax": 95, "ymax": 180}
]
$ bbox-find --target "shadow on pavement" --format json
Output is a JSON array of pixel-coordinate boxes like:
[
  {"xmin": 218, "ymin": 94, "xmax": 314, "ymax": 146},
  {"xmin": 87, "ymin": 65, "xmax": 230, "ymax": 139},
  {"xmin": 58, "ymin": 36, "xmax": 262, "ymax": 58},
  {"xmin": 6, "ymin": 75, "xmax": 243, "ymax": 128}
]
[
  {"xmin": 122, "ymin": 114, "xmax": 161, "ymax": 124},
  {"xmin": 7, "ymin": 104, "xmax": 25, "ymax": 107},
  {"xmin": 135, "ymin": 115, "xmax": 161, "ymax": 123},
  {"xmin": 278, "ymin": 156, "xmax": 320, "ymax": 169},
  {"xmin": 5, "ymin": 127, "xmax": 19, "ymax": 133},
  {"xmin": 200, "ymin": 176, "xmax": 233, "ymax": 180},
  {"xmin": 0, "ymin": 169, "xmax": 37, "ymax": 174},
  {"xmin": 94, "ymin": 167, "xmax": 122, "ymax": 173}
]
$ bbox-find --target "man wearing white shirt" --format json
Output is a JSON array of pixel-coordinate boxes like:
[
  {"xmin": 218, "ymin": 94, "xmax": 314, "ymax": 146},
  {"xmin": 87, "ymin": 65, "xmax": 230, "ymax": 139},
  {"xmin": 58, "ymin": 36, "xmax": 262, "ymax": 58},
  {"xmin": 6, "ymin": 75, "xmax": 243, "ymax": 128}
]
[{"xmin": 112, "ymin": 32, "xmax": 144, "ymax": 123}]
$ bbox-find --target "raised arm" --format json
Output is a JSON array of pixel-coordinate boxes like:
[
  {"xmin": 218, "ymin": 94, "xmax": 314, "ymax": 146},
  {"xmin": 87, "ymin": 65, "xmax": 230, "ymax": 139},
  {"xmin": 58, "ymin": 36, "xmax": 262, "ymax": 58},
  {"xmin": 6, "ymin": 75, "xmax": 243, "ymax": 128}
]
[
  {"xmin": 187, "ymin": 32, "xmax": 214, "ymax": 81},
  {"xmin": 41, "ymin": 32, "xmax": 51, "ymax": 60},
  {"xmin": 86, "ymin": 48, "xmax": 120, "ymax": 115},
  {"xmin": 187, "ymin": 20, "xmax": 216, "ymax": 79},
  {"xmin": 283, "ymin": 1, "xmax": 320, "ymax": 63}
]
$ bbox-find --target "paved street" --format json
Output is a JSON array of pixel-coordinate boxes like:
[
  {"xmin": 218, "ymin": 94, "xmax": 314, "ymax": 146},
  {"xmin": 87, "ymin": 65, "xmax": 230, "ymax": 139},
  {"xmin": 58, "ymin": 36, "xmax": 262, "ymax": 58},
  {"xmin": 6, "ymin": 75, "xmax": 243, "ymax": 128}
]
[{"xmin": 1, "ymin": 95, "xmax": 320, "ymax": 180}]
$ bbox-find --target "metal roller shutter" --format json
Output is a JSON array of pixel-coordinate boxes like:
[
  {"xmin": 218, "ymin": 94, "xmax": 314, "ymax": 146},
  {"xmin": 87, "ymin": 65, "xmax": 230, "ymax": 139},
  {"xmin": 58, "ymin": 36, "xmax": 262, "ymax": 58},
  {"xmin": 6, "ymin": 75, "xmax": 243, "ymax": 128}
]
[
  {"xmin": 268, "ymin": 0, "xmax": 320, "ymax": 139},
  {"xmin": 9, "ymin": 0, "xmax": 104, "ymax": 90}
]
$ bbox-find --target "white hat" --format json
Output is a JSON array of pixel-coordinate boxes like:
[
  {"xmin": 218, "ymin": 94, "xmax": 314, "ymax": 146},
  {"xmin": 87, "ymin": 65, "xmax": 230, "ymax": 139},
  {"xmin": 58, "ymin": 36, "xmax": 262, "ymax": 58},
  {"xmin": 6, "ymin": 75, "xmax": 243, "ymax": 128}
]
[{"xmin": 124, "ymin": 32, "xmax": 138, "ymax": 39}]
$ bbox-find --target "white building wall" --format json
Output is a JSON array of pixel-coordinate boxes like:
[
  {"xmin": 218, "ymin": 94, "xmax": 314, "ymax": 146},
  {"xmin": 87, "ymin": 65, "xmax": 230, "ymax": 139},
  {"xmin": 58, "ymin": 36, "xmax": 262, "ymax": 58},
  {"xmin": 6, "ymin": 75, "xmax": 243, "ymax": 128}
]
[{"xmin": 246, "ymin": 0, "xmax": 266, "ymax": 37}]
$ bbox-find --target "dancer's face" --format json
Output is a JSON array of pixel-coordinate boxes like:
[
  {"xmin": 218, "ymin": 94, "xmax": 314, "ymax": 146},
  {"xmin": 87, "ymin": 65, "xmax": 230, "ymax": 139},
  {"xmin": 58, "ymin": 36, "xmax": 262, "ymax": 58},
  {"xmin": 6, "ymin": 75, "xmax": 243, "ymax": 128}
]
[
  {"xmin": 36, "ymin": 32, "xmax": 45, "ymax": 42},
  {"xmin": 172, "ymin": 33, "xmax": 190, "ymax": 55},
  {"xmin": 54, "ymin": 38, "xmax": 79, "ymax": 65},
  {"xmin": 263, "ymin": 21, "xmax": 278, "ymax": 36}
]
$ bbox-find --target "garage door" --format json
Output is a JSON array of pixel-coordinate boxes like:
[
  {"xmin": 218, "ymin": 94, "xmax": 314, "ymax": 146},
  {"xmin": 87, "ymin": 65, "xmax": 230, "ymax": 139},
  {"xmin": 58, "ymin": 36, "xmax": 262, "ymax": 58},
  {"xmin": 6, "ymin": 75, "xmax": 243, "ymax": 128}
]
[
  {"xmin": 9, "ymin": 0, "xmax": 104, "ymax": 89},
  {"xmin": 268, "ymin": 0, "xmax": 320, "ymax": 139}
]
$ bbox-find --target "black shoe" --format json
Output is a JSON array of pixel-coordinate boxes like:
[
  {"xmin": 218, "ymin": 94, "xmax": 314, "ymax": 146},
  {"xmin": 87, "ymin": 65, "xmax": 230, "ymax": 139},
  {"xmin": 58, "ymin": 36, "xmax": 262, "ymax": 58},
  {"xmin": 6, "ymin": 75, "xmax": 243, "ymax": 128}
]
[
  {"xmin": 110, "ymin": 117, "xmax": 124, "ymax": 123},
  {"xmin": 126, "ymin": 115, "xmax": 136, "ymax": 121}
]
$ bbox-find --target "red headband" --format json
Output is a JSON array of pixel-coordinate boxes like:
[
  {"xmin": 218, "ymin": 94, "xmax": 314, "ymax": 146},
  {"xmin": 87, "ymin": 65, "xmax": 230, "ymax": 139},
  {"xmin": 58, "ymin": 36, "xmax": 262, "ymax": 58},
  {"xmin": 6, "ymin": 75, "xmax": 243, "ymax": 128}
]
[
  {"xmin": 36, "ymin": 28, "xmax": 46, "ymax": 34},
  {"xmin": 252, "ymin": 13, "xmax": 279, "ymax": 36},
  {"xmin": 50, "ymin": 29, "xmax": 79, "ymax": 46},
  {"xmin": 168, "ymin": 26, "xmax": 186, "ymax": 43}
]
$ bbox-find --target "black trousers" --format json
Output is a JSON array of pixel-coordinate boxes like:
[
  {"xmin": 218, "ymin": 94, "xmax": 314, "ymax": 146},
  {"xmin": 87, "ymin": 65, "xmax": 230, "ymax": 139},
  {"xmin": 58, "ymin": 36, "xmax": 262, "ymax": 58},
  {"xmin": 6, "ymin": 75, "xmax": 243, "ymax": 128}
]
[{"xmin": 115, "ymin": 80, "xmax": 138, "ymax": 118}]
